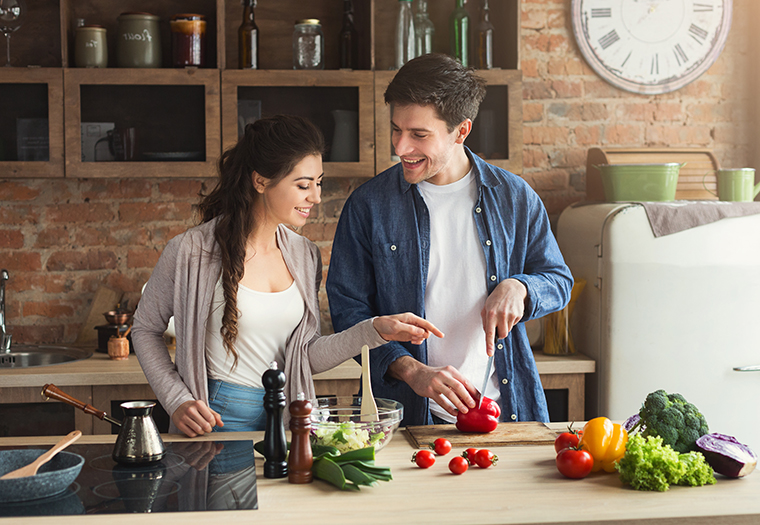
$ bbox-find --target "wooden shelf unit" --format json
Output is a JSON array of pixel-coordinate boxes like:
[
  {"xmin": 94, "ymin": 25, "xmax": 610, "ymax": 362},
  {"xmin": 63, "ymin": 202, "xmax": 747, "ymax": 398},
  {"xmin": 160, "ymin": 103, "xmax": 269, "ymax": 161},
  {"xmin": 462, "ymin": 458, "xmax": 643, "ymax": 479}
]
[{"xmin": 2, "ymin": 0, "xmax": 522, "ymax": 179}]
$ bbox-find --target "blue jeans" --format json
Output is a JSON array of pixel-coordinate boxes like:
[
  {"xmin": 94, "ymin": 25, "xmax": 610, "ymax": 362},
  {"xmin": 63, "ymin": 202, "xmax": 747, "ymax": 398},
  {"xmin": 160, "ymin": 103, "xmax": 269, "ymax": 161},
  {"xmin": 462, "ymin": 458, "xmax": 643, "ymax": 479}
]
[{"xmin": 208, "ymin": 378, "xmax": 266, "ymax": 432}]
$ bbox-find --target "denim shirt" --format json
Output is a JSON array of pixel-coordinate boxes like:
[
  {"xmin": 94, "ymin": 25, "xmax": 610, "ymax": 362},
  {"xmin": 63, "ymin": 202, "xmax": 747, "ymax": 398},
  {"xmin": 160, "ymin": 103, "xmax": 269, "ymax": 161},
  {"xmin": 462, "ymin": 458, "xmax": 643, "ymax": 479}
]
[{"xmin": 326, "ymin": 148, "xmax": 573, "ymax": 426}]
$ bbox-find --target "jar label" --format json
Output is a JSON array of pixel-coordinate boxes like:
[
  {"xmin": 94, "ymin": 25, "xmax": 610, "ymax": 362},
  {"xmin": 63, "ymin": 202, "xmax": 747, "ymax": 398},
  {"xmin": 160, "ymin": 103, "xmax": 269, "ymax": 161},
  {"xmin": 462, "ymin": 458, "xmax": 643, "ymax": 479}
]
[{"xmin": 122, "ymin": 29, "xmax": 154, "ymax": 42}]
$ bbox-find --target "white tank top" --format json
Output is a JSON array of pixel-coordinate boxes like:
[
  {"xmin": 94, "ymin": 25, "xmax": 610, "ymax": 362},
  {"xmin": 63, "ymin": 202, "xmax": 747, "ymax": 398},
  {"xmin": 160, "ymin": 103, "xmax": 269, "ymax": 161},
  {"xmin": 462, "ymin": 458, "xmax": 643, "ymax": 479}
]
[{"xmin": 205, "ymin": 278, "xmax": 305, "ymax": 388}]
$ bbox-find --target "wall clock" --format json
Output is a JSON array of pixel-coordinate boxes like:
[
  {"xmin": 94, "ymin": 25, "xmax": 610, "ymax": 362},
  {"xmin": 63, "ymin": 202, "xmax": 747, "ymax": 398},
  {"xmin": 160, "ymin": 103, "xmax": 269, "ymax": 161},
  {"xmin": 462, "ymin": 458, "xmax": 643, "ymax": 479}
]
[{"xmin": 571, "ymin": 0, "xmax": 733, "ymax": 95}]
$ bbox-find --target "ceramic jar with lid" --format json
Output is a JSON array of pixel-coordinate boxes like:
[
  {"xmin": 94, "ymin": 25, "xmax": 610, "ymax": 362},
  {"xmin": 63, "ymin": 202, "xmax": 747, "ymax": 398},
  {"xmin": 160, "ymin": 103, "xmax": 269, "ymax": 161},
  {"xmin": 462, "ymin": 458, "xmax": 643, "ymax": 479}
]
[
  {"xmin": 74, "ymin": 25, "xmax": 107, "ymax": 68},
  {"xmin": 117, "ymin": 12, "xmax": 161, "ymax": 68},
  {"xmin": 293, "ymin": 19, "xmax": 324, "ymax": 70},
  {"xmin": 170, "ymin": 13, "xmax": 206, "ymax": 67}
]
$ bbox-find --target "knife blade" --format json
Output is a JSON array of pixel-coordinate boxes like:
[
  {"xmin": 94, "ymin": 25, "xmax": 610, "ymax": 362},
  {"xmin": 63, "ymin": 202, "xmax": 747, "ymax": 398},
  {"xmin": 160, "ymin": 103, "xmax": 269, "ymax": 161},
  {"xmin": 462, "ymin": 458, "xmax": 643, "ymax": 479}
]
[{"xmin": 478, "ymin": 354, "xmax": 494, "ymax": 410}]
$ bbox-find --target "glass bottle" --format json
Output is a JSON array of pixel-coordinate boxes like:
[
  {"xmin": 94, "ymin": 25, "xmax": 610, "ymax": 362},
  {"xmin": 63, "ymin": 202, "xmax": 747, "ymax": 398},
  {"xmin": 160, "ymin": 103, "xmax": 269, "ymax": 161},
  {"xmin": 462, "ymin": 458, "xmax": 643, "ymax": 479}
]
[
  {"xmin": 239, "ymin": 0, "xmax": 259, "ymax": 69},
  {"xmin": 293, "ymin": 19, "xmax": 324, "ymax": 70},
  {"xmin": 339, "ymin": 0, "xmax": 358, "ymax": 69},
  {"xmin": 395, "ymin": 0, "xmax": 416, "ymax": 69},
  {"xmin": 449, "ymin": 0, "xmax": 470, "ymax": 67},
  {"xmin": 414, "ymin": 0, "xmax": 434, "ymax": 57},
  {"xmin": 476, "ymin": 0, "xmax": 494, "ymax": 69}
]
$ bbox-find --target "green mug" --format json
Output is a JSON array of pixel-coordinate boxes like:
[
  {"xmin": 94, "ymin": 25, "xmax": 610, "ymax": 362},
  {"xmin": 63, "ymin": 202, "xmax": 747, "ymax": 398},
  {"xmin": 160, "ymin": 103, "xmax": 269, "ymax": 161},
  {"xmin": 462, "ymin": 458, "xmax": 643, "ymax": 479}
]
[{"xmin": 704, "ymin": 168, "xmax": 760, "ymax": 202}]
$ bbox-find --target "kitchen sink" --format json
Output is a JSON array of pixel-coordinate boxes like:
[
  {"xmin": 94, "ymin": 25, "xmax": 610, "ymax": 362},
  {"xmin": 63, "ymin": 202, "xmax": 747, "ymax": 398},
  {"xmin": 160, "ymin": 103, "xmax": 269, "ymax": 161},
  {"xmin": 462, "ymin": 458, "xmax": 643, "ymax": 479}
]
[{"xmin": 0, "ymin": 345, "xmax": 93, "ymax": 368}]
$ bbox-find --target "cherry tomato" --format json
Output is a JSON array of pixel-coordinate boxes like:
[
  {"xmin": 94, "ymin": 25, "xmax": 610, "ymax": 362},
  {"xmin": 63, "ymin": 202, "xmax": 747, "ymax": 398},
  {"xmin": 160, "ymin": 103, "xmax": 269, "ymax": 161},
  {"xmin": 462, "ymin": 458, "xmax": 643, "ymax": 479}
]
[
  {"xmin": 555, "ymin": 447, "xmax": 593, "ymax": 479},
  {"xmin": 554, "ymin": 423, "xmax": 583, "ymax": 453},
  {"xmin": 412, "ymin": 450, "xmax": 436, "ymax": 469},
  {"xmin": 429, "ymin": 438, "xmax": 452, "ymax": 456},
  {"xmin": 474, "ymin": 448, "xmax": 498, "ymax": 468},
  {"xmin": 463, "ymin": 447, "xmax": 479, "ymax": 463},
  {"xmin": 448, "ymin": 456, "xmax": 469, "ymax": 475}
]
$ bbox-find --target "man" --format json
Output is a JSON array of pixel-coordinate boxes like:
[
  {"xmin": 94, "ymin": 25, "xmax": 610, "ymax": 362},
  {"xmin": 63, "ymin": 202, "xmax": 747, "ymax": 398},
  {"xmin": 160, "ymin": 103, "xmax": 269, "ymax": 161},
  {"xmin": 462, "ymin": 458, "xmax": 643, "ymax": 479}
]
[{"xmin": 326, "ymin": 54, "xmax": 573, "ymax": 426}]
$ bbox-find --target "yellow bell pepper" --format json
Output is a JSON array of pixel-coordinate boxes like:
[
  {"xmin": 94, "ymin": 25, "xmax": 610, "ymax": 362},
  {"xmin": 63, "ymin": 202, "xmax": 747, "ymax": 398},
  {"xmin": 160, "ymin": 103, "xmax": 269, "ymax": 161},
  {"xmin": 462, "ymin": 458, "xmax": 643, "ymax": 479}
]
[{"xmin": 579, "ymin": 417, "xmax": 629, "ymax": 473}]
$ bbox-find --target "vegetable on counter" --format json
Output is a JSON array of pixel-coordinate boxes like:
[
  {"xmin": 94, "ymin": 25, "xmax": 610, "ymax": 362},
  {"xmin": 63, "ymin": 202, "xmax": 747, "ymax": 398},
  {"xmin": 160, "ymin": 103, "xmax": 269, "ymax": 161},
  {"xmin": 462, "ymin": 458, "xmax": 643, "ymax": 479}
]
[
  {"xmin": 448, "ymin": 456, "xmax": 469, "ymax": 475},
  {"xmin": 556, "ymin": 446, "xmax": 594, "ymax": 479},
  {"xmin": 579, "ymin": 417, "xmax": 628, "ymax": 473},
  {"xmin": 554, "ymin": 423, "xmax": 583, "ymax": 453},
  {"xmin": 696, "ymin": 433, "xmax": 757, "ymax": 478},
  {"xmin": 616, "ymin": 434, "xmax": 715, "ymax": 491},
  {"xmin": 312, "ymin": 446, "xmax": 392, "ymax": 491},
  {"xmin": 456, "ymin": 396, "xmax": 501, "ymax": 433},
  {"xmin": 628, "ymin": 389, "xmax": 709, "ymax": 454},
  {"xmin": 412, "ymin": 449, "xmax": 436, "ymax": 469},
  {"xmin": 429, "ymin": 437, "xmax": 452, "ymax": 456}
]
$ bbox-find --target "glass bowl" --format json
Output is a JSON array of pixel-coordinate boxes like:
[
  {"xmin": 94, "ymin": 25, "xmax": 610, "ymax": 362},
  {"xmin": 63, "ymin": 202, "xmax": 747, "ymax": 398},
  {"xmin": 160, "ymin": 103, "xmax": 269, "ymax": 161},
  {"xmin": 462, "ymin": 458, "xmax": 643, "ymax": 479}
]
[{"xmin": 310, "ymin": 396, "xmax": 403, "ymax": 453}]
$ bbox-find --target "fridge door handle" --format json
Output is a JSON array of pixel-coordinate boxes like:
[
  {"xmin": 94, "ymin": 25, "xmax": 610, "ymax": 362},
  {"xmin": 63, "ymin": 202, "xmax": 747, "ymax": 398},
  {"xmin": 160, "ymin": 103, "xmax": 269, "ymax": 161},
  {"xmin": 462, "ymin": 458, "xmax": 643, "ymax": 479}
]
[{"xmin": 733, "ymin": 365, "xmax": 760, "ymax": 372}]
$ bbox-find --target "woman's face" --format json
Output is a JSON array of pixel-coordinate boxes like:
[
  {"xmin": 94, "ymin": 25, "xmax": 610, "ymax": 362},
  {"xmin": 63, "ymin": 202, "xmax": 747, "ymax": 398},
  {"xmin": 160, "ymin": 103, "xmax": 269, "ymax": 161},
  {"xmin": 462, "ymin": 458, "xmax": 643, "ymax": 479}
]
[{"xmin": 256, "ymin": 154, "xmax": 323, "ymax": 228}]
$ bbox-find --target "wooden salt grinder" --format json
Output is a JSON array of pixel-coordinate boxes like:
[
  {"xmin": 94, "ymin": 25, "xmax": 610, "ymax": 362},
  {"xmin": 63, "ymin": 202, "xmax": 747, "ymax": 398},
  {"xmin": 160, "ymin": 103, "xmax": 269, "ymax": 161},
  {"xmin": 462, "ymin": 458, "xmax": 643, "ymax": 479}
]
[
  {"xmin": 262, "ymin": 362, "xmax": 288, "ymax": 478},
  {"xmin": 288, "ymin": 392, "xmax": 313, "ymax": 484}
]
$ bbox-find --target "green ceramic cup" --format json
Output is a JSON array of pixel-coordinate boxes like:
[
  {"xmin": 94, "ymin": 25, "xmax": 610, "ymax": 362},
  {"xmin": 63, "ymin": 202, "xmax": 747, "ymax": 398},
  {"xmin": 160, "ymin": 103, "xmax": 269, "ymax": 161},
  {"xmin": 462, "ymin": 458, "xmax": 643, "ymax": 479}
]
[{"xmin": 712, "ymin": 169, "xmax": 760, "ymax": 202}]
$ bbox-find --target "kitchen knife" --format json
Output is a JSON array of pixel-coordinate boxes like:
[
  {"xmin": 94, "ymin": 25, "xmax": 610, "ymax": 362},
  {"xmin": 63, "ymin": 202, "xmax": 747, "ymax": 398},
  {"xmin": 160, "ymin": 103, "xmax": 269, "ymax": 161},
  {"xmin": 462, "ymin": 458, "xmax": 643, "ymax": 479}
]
[{"xmin": 478, "ymin": 354, "xmax": 494, "ymax": 410}]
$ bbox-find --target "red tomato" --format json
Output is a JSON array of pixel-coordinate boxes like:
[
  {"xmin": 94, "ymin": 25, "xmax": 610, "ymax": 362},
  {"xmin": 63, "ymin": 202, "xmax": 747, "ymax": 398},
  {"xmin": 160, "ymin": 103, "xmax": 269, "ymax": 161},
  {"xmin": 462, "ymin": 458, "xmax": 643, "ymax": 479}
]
[
  {"xmin": 412, "ymin": 450, "xmax": 436, "ymax": 469},
  {"xmin": 429, "ymin": 438, "xmax": 452, "ymax": 456},
  {"xmin": 554, "ymin": 424, "xmax": 583, "ymax": 453},
  {"xmin": 448, "ymin": 456, "xmax": 469, "ymax": 475},
  {"xmin": 555, "ymin": 447, "xmax": 593, "ymax": 479},
  {"xmin": 463, "ymin": 447, "xmax": 479, "ymax": 464},
  {"xmin": 474, "ymin": 449, "xmax": 498, "ymax": 468}
]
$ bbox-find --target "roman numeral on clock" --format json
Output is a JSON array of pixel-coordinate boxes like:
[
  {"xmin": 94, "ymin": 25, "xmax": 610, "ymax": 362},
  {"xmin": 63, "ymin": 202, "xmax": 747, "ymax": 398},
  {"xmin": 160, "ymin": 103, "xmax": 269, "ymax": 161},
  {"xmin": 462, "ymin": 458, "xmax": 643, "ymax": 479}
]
[
  {"xmin": 693, "ymin": 2, "xmax": 714, "ymax": 12},
  {"xmin": 598, "ymin": 29, "xmax": 620, "ymax": 50},
  {"xmin": 591, "ymin": 8, "xmax": 612, "ymax": 17},
  {"xmin": 674, "ymin": 44, "xmax": 689, "ymax": 66},
  {"xmin": 689, "ymin": 24, "xmax": 709, "ymax": 44},
  {"xmin": 651, "ymin": 54, "xmax": 659, "ymax": 75}
]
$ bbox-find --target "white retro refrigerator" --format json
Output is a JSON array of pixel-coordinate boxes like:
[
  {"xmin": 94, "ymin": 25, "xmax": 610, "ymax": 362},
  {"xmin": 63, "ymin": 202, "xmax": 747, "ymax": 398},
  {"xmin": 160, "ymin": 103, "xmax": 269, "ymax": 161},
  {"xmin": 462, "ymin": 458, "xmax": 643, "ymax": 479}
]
[{"xmin": 557, "ymin": 203, "xmax": 760, "ymax": 452}]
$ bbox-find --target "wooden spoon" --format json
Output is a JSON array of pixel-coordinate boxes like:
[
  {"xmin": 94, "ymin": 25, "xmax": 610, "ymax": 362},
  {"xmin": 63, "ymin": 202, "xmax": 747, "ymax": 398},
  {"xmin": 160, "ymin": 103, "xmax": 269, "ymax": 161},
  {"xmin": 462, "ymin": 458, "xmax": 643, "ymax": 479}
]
[
  {"xmin": 360, "ymin": 344, "xmax": 379, "ymax": 422},
  {"xmin": 0, "ymin": 430, "xmax": 82, "ymax": 480}
]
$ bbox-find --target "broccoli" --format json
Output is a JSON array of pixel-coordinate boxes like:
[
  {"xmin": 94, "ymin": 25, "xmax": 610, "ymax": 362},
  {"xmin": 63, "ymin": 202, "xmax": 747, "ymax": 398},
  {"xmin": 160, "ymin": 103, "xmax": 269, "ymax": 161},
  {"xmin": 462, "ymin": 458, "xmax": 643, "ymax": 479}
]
[{"xmin": 631, "ymin": 389, "xmax": 709, "ymax": 454}]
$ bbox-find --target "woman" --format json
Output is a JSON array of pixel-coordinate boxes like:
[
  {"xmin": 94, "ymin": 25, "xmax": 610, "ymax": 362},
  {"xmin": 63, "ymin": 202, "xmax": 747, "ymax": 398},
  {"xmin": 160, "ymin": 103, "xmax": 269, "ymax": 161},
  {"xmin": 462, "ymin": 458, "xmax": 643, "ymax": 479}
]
[{"xmin": 132, "ymin": 115, "xmax": 442, "ymax": 437}]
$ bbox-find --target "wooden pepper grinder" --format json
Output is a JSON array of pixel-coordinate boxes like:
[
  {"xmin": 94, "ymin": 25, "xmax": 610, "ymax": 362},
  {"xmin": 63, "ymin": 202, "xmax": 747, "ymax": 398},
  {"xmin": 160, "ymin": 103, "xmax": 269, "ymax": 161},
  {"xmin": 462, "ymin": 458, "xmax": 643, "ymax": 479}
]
[
  {"xmin": 262, "ymin": 361, "xmax": 288, "ymax": 478},
  {"xmin": 288, "ymin": 392, "xmax": 313, "ymax": 484}
]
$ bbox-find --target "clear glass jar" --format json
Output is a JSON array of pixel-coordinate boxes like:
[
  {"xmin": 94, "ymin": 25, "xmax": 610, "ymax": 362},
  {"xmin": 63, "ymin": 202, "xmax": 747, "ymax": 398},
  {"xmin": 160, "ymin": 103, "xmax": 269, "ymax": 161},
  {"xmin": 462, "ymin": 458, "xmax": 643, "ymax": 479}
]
[{"xmin": 293, "ymin": 19, "xmax": 324, "ymax": 70}]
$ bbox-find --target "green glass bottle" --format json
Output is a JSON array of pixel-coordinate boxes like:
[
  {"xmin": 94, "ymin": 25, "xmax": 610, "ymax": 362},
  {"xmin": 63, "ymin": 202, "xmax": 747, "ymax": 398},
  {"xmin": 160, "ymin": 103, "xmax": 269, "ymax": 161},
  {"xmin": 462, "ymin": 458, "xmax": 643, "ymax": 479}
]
[{"xmin": 450, "ymin": 0, "xmax": 470, "ymax": 66}]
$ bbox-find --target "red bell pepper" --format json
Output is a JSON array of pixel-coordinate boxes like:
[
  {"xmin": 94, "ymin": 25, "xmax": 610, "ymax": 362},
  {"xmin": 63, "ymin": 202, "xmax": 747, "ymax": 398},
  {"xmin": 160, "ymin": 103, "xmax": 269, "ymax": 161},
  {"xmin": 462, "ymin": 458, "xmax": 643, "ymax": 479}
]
[{"xmin": 456, "ymin": 396, "xmax": 501, "ymax": 433}]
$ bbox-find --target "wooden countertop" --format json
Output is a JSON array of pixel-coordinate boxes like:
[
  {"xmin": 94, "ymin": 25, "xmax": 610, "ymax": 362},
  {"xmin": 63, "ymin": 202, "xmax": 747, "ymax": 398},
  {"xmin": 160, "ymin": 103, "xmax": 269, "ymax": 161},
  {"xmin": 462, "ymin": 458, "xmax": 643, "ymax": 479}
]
[
  {"xmin": 1, "ymin": 425, "xmax": 757, "ymax": 525},
  {"xmin": 0, "ymin": 349, "xmax": 594, "ymax": 388}
]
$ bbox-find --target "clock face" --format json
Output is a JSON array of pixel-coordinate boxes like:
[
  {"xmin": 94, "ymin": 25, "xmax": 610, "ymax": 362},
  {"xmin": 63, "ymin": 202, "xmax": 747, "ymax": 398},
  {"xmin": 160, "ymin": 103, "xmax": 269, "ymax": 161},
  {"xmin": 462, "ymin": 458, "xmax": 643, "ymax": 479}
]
[{"xmin": 572, "ymin": 0, "xmax": 733, "ymax": 94}]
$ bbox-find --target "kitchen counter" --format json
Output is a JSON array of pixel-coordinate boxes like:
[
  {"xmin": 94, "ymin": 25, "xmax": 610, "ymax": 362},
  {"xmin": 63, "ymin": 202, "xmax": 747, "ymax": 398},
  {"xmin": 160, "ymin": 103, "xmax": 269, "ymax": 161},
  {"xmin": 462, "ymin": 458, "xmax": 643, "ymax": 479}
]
[
  {"xmin": 0, "ymin": 425, "xmax": 757, "ymax": 525},
  {"xmin": 1, "ymin": 350, "xmax": 595, "ymax": 432}
]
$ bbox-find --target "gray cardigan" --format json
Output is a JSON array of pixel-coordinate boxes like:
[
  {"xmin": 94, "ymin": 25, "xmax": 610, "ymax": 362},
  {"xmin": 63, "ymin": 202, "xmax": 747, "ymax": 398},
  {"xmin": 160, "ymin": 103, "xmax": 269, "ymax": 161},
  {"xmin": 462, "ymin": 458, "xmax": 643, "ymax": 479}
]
[{"xmin": 132, "ymin": 219, "xmax": 385, "ymax": 432}]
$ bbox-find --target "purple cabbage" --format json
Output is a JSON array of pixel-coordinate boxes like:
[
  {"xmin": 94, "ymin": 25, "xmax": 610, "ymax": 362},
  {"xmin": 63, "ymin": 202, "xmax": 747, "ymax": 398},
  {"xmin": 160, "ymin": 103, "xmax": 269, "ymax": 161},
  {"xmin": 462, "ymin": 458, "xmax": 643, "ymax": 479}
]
[
  {"xmin": 623, "ymin": 413, "xmax": 645, "ymax": 433},
  {"xmin": 695, "ymin": 433, "xmax": 757, "ymax": 478}
]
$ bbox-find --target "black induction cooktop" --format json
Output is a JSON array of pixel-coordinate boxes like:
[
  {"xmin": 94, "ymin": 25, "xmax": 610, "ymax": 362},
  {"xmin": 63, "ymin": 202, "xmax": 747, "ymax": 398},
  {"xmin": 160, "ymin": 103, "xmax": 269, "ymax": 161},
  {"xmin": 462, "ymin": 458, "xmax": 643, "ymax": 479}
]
[{"xmin": 0, "ymin": 440, "xmax": 257, "ymax": 517}]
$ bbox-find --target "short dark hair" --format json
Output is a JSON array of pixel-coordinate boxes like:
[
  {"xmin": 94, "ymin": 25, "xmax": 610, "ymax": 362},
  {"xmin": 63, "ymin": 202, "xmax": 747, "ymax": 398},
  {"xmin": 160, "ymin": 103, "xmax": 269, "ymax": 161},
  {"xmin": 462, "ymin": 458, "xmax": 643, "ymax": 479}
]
[{"xmin": 384, "ymin": 53, "xmax": 487, "ymax": 132}]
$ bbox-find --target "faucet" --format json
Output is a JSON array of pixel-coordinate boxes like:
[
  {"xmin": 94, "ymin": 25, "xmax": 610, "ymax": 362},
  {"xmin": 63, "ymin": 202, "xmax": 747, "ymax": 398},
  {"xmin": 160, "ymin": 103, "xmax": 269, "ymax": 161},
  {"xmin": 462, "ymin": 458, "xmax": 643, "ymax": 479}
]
[{"xmin": 1, "ymin": 269, "xmax": 10, "ymax": 352}]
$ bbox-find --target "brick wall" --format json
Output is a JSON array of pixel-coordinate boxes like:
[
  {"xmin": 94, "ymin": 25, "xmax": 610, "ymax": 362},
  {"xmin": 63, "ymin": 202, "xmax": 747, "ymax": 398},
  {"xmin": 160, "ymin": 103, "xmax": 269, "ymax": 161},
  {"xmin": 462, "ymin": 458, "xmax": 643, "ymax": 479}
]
[{"xmin": 1, "ymin": 3, "xmax": 753, "ymax": 343}]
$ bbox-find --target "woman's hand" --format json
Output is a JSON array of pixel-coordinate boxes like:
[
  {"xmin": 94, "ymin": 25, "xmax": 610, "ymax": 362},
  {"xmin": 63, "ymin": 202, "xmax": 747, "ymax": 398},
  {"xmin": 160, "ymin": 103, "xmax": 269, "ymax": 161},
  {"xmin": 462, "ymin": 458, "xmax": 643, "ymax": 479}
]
[
  {"xmin": 373, "ymin": 313, "xmax": 444, "ymax": 345},
  {"xmin": 172, "ymin": 399, "xmax": 224, "ymax": 438}
]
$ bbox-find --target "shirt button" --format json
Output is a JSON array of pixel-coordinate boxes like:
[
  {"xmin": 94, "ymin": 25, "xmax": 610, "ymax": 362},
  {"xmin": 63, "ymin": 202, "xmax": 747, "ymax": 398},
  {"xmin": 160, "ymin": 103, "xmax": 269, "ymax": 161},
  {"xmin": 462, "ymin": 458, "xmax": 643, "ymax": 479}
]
[
  {"xmin": 486, "ymin": 240, "xmax": 491, "ymax": 246},
  {"xmin": 490, "ymin": 275, "xmax": 497, "ymax": 282},
  {"xmin": 475, "ymin": 207, "xmax": 482, "ymax": 213},
  {"xmin": 511, "ymin": 414, "xmax": 517, "ymax": 421},
  {"xmin": 497, "ymin": 343, "xmax": 503, "ymax": 350},
  {"xmin": 390, "ymin": 245, "xmax": 397, "ymax": 251},
  {"xmin": 501, "ymin": 378, "xmax": 508, "ymax": 385}
]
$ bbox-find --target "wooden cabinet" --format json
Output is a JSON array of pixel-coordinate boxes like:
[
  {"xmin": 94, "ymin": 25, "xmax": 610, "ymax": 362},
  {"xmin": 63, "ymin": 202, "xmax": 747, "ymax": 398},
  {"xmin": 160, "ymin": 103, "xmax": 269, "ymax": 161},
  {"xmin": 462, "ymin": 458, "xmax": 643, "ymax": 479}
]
[{"xmin": 2, "ymin": 0, "xmax": 522, "ymax": 179}]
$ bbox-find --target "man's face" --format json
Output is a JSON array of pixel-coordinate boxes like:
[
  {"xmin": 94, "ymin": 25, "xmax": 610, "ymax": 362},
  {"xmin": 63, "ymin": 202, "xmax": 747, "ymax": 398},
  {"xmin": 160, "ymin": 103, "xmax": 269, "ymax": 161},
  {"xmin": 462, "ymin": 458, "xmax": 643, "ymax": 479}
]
[{"xmin": 390, "ymin": 104, "xmax": 467, "ymax": 186}]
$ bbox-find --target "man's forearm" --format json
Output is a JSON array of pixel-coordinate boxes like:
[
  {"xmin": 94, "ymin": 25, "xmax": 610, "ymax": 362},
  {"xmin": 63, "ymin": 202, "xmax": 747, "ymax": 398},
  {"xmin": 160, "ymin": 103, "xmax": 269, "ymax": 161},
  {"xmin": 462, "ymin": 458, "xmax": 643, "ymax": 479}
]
[{"xmin": 386, "ymin": 354, "xmax": 421, "ymax": 383}]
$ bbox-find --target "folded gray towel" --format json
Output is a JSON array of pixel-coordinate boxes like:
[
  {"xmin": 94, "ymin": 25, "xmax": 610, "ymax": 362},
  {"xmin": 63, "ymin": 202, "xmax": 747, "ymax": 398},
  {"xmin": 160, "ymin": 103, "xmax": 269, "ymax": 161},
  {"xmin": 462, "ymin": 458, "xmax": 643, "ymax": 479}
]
[{"xmin": 639, "ymin": 201, "xmax": 760, "ymax": 237}]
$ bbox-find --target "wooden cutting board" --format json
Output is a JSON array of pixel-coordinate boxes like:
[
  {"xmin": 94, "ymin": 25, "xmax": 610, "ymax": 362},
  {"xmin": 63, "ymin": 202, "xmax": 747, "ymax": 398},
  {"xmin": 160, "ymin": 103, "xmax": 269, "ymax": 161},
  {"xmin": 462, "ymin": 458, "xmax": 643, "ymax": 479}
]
[{"xmin": 405, "ymin": 422, "xmax": 558, "ymax": 449}]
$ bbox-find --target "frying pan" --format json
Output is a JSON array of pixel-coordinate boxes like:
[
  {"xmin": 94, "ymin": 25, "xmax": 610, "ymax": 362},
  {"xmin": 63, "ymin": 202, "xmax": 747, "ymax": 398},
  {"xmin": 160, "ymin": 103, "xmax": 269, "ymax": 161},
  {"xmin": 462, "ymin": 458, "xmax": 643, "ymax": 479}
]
[{"xmin": 0, "ymin": 449, "xmax": 84, "ymax": 503}]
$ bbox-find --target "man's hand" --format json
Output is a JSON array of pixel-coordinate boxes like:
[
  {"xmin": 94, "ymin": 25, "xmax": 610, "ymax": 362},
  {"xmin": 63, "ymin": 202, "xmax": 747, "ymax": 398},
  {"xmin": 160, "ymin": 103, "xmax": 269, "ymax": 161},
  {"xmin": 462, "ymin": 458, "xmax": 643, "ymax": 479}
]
[
  {"xmin": 387, "ymin": 356, "xmax": 479, "ymax": 417},
  {"xmin": 481, "ymin": 278, "xmax": 528, "ymax": 356},
  {"xmin": 373, "ymin": 313, "xmax": 444, "ymax": 345},
  {"xmin": 172, "ymin": 399, "xmax": 224, "ymax": 438}
]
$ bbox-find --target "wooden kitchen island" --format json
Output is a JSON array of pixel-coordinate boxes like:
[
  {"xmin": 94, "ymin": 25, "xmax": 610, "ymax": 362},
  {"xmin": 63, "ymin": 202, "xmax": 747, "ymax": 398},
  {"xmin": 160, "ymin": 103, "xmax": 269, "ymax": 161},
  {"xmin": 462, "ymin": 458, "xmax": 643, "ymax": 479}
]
[
  {"xmin": 0, "ymin": 426, "xmax": 757, "ymax": 525},
  {"xmin": 0, "ymin": 350, "xmax": 595, "ymax": 434}
]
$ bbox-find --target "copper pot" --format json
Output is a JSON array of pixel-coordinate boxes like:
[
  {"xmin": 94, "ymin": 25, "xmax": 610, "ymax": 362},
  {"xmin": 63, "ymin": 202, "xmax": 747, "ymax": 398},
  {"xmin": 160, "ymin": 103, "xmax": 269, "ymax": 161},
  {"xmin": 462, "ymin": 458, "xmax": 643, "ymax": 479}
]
[{"xmin": 103, "ymin": 310, "xmax": 133, "ymax": 325}]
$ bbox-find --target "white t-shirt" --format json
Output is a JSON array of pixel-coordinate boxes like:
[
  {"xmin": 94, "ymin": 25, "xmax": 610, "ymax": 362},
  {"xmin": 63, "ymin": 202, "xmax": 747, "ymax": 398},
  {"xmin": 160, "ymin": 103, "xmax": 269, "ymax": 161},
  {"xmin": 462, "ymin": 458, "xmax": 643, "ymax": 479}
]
[
  {"xmin": 418, "ymin": 170, "xmax": 501, "ymax": 422},
  {"xmin": 205, "ymin": 278, "xmax": 305, "ymax": 388}
]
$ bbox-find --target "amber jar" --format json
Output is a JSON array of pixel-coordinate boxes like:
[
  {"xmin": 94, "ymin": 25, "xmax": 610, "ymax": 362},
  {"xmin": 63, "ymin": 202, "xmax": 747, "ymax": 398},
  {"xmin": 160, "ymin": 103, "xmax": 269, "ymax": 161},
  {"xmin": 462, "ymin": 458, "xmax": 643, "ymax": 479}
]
[{"xmin": 170, "ymin": 14, "xmax": 206, "ymax": 67}]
